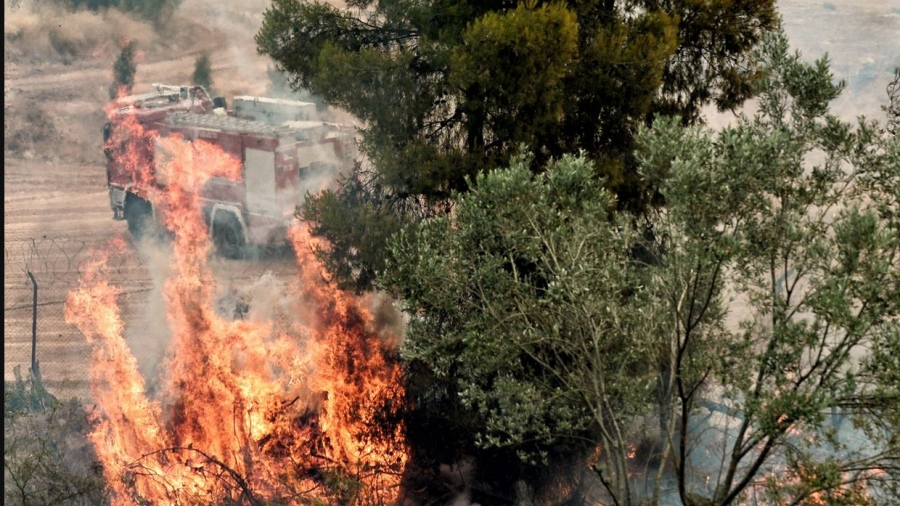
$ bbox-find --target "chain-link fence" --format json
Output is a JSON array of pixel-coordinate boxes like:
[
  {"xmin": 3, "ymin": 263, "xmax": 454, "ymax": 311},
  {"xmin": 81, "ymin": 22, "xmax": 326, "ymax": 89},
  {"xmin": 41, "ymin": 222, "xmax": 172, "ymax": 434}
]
[{"xmin": 4, "ymin": 237, "xmax": 154, "ymax": 402}]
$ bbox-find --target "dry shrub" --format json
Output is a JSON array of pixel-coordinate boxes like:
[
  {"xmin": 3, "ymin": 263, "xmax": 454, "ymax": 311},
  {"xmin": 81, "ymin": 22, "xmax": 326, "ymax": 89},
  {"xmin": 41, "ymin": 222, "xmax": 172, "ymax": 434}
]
[
  {"xmin": 4, "ymin": 98, "xmax": 59, "ymax": 159},
  {"xmin": 4, "ymin": 0, "xmax": 156, "ymax": 64},
  {"xmin": 4, "ymin": 369, "xmax": 108, "ymax": 505}
]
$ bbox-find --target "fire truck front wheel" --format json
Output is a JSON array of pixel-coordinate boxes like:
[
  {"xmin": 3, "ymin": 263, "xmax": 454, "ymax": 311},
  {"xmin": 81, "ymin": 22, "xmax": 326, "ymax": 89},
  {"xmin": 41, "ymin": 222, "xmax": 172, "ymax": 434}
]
[
  {"xmin": 213, "ymin": 214, "xmax": 246, "ymax": 259},
  {"xmin": 125, "ymin": 193, "xmax": 154, "ymax": 240}
]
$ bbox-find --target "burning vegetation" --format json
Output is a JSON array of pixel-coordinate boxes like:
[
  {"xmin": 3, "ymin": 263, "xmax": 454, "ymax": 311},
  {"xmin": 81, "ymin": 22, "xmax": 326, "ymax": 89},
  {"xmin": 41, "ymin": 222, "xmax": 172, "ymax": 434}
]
[{"xmin": 65, "ymin": 114, "xmax": 407, "ymax": 505}]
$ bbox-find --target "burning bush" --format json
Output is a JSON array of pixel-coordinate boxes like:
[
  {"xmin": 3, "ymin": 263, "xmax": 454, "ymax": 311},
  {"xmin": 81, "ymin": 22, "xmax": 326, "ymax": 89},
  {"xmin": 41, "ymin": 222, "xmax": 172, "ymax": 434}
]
[{"xmin": 65, "ymin": 116, "xmax": 408, "ymax": 505}]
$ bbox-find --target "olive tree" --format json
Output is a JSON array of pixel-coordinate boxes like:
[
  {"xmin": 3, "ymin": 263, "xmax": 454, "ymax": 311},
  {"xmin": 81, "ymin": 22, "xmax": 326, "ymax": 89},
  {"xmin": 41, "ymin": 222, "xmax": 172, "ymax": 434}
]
[
  {"xmin": 385, "ymin": 30, "xmax": 900, "ymax": 504},
  {"xmin": 638, "ymin": 30, "xmax": 900, "ymax": 504}
]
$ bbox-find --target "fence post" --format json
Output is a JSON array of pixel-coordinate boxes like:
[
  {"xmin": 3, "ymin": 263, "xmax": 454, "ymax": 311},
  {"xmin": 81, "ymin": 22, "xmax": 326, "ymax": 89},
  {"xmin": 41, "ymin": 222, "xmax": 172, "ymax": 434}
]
[{"xmin": 26, "ymin": 271, "xmax": 44, "ymax": 390}]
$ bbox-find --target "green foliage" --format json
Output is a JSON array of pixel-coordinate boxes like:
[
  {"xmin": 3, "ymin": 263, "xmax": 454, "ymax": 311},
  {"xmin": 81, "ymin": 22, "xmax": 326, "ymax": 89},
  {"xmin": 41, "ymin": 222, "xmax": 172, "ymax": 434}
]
[
  {"xmin": 635, "ymin": 30, "xmax": 900, "ymax": 505},
  {"xmin": 108, "ymin": 40, "xmax": 137, "ymax": 99},
  {"xmin": 302, "ymin": 165, "xmax": 408, "ymax": 293},
  {"xmin": 4, "ymin": 366, "xmax": 56, "ymax": 417},
  {"xmin": 384, "ymin": 151, "xmax": 667, "ymax": 499},
  {"xmin": 258, "ymin": 0, "xmax": 778, "ymax": 291},
  {"xmin": 449, "ymin": 3, "xmax": 579, "ymax": 153},
  {"xmin": 55, "ymin": 0, "xmax": 180, "ymax": 23},
  {"xmin": 191, "ymin": 53, "xmax": 213, "ymax": 92},
  {"xmin": 387, "ymin": 28, "xmax": 900, "ymax": 504}
]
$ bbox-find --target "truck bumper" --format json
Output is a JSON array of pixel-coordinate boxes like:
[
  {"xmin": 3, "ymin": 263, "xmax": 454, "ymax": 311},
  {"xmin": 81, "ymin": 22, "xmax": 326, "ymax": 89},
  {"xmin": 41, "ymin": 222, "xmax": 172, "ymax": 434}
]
[{"xmin": 109, "ymin": 187, "xmax": 126, "ymax": 220}]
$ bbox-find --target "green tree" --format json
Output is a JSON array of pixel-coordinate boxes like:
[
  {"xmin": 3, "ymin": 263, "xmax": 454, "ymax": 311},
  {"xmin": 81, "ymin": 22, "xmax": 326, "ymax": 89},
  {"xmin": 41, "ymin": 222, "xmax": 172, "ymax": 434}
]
[
  {"xmin": 385, "ymin": 31, "xmax": 900, "ymax": 504},
  {"xmin": 257, "ymin": 0, "xmax": 778, "ymax": 292},
  {"xmin": 636, "ymin": 32, "xmax": 900, "ymax": 506},
  {"xmin": 109, "ymin": 40, "xmax": 137, "ymax": 99},
  {"xmin": 191, "ymin": 53, "xmax": 214, "ymax": 92},
  {"xmin": 385, "ymin": 151, "xmax": 668, "ymax": 502}
]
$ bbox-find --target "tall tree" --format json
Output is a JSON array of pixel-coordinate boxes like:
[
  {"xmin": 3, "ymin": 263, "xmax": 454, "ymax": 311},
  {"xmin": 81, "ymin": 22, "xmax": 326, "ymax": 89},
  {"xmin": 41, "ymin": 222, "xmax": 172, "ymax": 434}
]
[
  {"xmin": 257, "ymin": 0, "xmax": 777, "ymax": 292},
  {"xmin": 385, "ymin": 30, "xmax": 900, "ymax": 504}
]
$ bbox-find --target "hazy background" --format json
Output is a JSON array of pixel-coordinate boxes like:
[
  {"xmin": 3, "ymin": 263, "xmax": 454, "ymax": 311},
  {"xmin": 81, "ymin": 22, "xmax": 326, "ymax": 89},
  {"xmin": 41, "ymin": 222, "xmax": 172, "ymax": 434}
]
[{"xmin": 768, "ymin": 0, "xmax": 899, "ymax": 122}]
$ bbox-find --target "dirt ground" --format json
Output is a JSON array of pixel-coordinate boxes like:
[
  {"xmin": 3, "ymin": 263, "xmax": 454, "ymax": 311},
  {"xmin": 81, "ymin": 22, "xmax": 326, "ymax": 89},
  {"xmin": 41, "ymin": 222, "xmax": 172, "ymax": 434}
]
[
  {"xmin": 4, "ymin": 0, "xmax": 898, "ymax": 402},
  {"xmin": 3, "ymin": 0, "xmax": 306, "ymax": 400}
]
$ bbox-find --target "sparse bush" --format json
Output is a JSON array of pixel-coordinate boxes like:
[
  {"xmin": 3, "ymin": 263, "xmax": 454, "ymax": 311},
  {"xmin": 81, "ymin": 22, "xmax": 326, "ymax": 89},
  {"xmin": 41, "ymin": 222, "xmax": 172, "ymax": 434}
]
[
  {"xmin": 4, "ymin": 99, "xmax": 58, "ymax": 158},
  {"xmin": 109, "ymin": 40, "xmax": 137, "ymax": 99},
  {"xmin": 4, "ymin": 366, "xmax": 55, "ymax": 416},
  {"xmin": 47, "ymin": 28, "xmax": 81, "ymax": 63},
  {"xmin": 4, "ymin": 368, "xmax": 109, "ymax": 506},
  {"xmin": 191, "ymin": 53, "xmax": 213, "ymax": 92}
]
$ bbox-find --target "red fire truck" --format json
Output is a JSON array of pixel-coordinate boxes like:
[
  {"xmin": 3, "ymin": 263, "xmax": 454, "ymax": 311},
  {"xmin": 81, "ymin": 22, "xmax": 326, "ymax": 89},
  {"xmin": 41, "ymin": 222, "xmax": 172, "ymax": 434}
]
[{"xmin": 103, "ymin": 84, "xmax": 355, "ymax": 257}]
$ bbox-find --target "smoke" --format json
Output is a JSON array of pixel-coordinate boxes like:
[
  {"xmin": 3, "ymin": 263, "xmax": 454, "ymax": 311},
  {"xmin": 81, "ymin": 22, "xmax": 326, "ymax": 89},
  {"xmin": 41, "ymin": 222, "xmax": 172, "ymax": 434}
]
[
  {"xmin": 365, "ymin": 290, "xmax": 407, "ymax": 348},
  {"xmin": 123, "ymin": 237, "xmax": 175, "ymax": 396},
  {"xmin": 170, "ymin": 0, "xmax": 274, "ymax": 98},
  {"xmin": 170, "ymin": 0, "xmax": 350, "ymax": 121}
]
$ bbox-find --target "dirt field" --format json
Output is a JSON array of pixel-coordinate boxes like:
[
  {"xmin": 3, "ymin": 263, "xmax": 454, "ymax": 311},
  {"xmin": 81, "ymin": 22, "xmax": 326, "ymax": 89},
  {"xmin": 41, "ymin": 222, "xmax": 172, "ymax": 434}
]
[
  {"xmin": 3, "ymin": 0, "xmax": 303, "ymax": 400},
  {"xmin": 4, "ymin": 0, "xmax": 898, "ymax": 402}
]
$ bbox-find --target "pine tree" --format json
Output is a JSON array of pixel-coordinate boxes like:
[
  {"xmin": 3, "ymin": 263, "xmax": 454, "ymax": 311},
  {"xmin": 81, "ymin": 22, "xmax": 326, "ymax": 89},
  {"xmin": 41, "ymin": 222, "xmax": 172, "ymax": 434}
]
[
  {"xmin": 257, "ymin": 0, "xmax": 778, "ymax": 293},
  {"xmin": 256, "ymin": 0, "xmax": 778, "ymax": 289}
]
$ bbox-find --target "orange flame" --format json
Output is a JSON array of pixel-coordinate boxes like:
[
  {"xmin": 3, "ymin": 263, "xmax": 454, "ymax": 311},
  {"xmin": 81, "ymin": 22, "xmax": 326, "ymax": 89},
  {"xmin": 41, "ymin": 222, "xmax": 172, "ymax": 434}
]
[{"xmin": 67, "ymin": 112, "xmax": 406, "ymax": 505}]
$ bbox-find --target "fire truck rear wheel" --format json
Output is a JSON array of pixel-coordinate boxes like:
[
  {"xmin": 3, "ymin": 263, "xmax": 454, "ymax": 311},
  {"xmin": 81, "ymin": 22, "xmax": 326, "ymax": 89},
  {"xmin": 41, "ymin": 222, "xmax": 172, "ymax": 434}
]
[
  {"xmin": 125, "ymin": 193, "xmax": 154, "ymax": 240},
  {"xmin": 213, "ymin": 215, "xmax": 246, "ymax": 259}
]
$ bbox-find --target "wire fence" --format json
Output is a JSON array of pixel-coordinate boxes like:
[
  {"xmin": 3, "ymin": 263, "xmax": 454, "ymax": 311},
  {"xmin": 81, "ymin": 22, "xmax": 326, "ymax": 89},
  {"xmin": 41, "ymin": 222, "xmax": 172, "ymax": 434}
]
[
  {"xmin": 4, "ymin": 235, "xmax": 303, "ymax": 402},
  {"xmin": 3, "ymin": 236, "xmax": 153, "ymax": 402}
]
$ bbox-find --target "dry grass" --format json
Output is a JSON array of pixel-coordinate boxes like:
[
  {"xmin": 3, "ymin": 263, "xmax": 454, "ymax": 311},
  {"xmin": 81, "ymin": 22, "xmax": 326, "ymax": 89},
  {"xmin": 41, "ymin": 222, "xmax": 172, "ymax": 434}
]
[
  {"xmin": 4, "ymin": 0, "xmax": 157, "ymax": 64},
  {"xmin": 3, "ymin": 98, "xmax": 59, "ymax": 159}
]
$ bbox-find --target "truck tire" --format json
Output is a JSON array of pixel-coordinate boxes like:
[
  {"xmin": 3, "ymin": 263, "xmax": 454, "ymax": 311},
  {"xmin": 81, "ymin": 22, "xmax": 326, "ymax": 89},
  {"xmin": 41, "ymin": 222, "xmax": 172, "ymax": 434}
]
[
  {"xmin": 124, "ymin": 193, "xmax": 154, "ymax": 240},
  {"xmin": 212, "ymin": 213, "xmax": 246, "ymax": 259}
]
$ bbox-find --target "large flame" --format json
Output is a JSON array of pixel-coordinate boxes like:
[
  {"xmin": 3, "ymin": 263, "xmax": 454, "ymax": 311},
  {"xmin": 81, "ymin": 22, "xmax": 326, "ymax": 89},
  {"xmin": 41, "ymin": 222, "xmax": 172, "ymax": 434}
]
[{"xmin": 66, "ymin": 112, "xmax": 406, "ymax": 505}]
